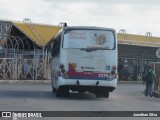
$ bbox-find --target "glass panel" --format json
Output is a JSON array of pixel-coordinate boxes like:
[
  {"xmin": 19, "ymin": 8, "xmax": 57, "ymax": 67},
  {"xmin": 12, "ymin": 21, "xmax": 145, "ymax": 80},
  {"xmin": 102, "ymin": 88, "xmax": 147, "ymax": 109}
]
[{"xmin": 63, "ymin": 30, "xmax": 115, "ymax": 50}]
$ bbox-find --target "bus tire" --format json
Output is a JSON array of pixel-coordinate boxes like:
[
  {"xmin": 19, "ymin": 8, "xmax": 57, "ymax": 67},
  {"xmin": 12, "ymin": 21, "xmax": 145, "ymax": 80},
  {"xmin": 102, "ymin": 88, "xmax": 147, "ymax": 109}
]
[
  {"xmin": 62, "ymin": 88, "xmax": 69, "ymax": 97},
  {"xmin": 56, "ymin": 89, "xmax": 61, "ymax": 97},
  {"xmin": 103, "ymin": 92, "xmax": 109, "ymax": 98},
  {"xmin": 95, "ymin": 91, "xmax": 109, "ymax": 98},
  {"xmin": 95, "ymin": 92, "xmax": 103, "ymax": 98},
  {"xmin": 56, "ymin": 87, "xmax": 69, "ymax": 97}
]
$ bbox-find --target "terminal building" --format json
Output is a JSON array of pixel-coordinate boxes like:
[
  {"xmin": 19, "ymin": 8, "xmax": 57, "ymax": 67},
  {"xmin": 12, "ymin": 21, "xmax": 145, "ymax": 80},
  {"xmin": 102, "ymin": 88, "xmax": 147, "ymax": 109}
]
[
  {"xmin": 0, "ymin": 19, "xmax": 160, "ymax": 81},
  {"xmin": 118, "ymin": 30, "xmax": 160, "ymax": 80}
]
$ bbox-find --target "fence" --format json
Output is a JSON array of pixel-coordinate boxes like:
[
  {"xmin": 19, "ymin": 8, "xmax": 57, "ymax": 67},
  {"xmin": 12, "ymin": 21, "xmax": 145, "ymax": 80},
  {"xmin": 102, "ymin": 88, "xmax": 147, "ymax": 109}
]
[
  {"xmin": 0, "ymin": 58, "xmax": 51, "ymax": 80},
  {"xmin": 150, "ymin": 62, "xmax": 160, "ymax": 93},
  {"xmin": 0, "ymin": 34, "xmax": 52, "ymax": 80}
]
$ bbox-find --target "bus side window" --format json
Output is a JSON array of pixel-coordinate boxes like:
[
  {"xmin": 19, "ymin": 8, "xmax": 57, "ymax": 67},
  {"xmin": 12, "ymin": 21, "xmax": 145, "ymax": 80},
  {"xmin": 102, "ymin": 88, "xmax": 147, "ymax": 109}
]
[{"xmin": 51, "ymin": 39, "xmax": 60, "ymax": 57}]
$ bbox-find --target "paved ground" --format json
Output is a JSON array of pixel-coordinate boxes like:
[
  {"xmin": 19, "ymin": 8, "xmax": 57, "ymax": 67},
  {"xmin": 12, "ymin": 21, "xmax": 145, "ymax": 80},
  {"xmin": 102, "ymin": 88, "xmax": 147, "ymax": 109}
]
[{"xmin": 0, "ymin": 81, "xmax": 159, "ymax": 120}]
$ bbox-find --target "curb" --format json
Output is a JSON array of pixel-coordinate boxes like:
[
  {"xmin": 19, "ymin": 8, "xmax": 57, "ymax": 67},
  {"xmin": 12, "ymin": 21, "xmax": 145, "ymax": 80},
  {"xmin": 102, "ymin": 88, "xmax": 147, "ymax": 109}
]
[
  {"xmin": 153, "ymin": 91, "xmax": 160, "ymax": 98},
  {"xmin": 118, "ymin": 81, "xmax": 143, "ymax": 84},
  {"xmin": 0, "ymin": 80, "xmax": 51, "ymax": 84},
  {"xmin": 0, "ymin": 80, "xmax": 142, "ymax": 84}
]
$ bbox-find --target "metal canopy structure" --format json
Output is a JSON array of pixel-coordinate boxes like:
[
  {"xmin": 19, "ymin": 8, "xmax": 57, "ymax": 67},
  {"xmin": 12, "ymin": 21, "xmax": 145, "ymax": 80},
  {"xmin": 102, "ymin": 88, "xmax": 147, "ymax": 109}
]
[
  {"xmin": 0, "ymin": 19, "xmax": 63, "ymax": 59},
  {"xmin": 0, "ymin": 19, "xmax": 62, "ymax": 49},
  {"xmin": 117, "ymin": 33, "xmax": 160, "ymax": 47},
  {"xmin": 0, "ymin": 19, "xmax": 62, "ymax": 62},
  {"xmin": 1, "ymin": 20, "xmax": 160, "ymax": 50},
  {"xmin": 117, "ymin": 31, "xmax": 160, "ymax": 60},
  {"xmin": 13, "ymin": 21, "xmax": 62, "ymax": 48}
]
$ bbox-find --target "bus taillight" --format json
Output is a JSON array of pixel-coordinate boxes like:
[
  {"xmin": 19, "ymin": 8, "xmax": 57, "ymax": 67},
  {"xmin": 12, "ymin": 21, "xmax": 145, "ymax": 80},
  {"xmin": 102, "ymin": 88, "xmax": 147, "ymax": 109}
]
[
  {"xmin": 61, "ymin": 69, "xmax": 65, "ymax": 73},
  {"xmin": 111, "ymin": 71, "xmax": 115, "ymax": 75},
  {"xmin": 61, "ymin": 73, "xmax": 68, "ymax": 78},
  {"xmin": 60, "ymin": 64, "xmax": 64, "ymax": 69},
  {"xmin": 111, "ymin": 66, "xmax": 117, "ymax": 75},
  {"xmin": 112, "ymin": 66, "xmax": 117, "ymax": 71},
  {"xmin": 60, "ymin": 64, "xmax": 68, "ymax": 78},
  {"xmin": 108, "ymin": 66, "xmax": 117, "ymax": 80}
]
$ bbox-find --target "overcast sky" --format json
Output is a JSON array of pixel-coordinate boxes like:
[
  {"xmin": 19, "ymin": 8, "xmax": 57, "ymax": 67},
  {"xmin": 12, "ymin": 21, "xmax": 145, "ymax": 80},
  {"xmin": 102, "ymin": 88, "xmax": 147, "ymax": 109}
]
[{"xmin": 0, "ymin": 0, "xmax": 160, "ymax": 36}]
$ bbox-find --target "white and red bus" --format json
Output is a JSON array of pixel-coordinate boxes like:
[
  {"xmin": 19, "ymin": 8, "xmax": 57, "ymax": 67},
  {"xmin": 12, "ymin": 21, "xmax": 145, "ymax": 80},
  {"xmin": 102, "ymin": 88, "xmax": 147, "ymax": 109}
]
[{"xmin": 51, "ymin": 26, "xmax": 117, "ymax": 98}]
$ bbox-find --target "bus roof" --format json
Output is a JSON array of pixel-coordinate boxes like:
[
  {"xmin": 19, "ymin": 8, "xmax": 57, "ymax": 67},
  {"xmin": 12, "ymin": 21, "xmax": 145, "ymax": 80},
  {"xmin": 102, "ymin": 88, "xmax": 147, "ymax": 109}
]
[{"xmin": 62, "ymin": 26, "xmax": 115, "ymax": 32}]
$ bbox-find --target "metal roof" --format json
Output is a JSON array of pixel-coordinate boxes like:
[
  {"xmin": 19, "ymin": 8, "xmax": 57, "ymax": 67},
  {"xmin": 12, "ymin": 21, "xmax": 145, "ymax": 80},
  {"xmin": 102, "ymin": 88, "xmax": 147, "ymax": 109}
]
[
  {"xmin": 2, "ymin": 19, "xmax": 160, "ymax": 48},
  {"xmin": 117, "ymin": 33, "xmax": 160, "ymax": 47},
  {"xmin": 12, "ymin": 21, "xmax": 62, "ymax": 48}
]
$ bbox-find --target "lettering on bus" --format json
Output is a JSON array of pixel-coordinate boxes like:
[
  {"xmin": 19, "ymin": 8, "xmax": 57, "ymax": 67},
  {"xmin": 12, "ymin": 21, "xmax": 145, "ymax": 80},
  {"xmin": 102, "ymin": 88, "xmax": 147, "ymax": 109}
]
[{"xmin": 68, "ymin": 31, "xmax": 86, "ymax": 40}]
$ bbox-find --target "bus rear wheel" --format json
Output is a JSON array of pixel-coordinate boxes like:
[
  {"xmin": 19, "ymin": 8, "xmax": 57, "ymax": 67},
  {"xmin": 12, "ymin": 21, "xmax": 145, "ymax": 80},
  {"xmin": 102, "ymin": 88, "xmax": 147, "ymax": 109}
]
[
  {"xmin": 56, "ymin": 87, "xmax": 69, "ymax": 97},
  {"xmin": 95, "ymin": 91, "xmax": 109, "ymax": 98},
  {"xmin": 103, "ymin": 92, "xmax": 109, "ymax": 98}
]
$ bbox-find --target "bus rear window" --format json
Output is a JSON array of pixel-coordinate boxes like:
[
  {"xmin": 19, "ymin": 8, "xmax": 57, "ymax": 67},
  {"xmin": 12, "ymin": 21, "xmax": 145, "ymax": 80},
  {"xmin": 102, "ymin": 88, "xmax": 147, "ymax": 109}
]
[{"xmin": 63, "ymin": 30, "xmax": 115, "ymax": 50}]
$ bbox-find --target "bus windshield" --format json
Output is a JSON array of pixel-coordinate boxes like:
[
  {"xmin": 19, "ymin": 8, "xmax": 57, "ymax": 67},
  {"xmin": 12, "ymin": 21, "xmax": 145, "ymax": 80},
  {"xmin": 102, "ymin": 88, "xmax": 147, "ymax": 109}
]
[{"xmin": 63, "ymin": 29, "xmax": 115, "ymax": 50}]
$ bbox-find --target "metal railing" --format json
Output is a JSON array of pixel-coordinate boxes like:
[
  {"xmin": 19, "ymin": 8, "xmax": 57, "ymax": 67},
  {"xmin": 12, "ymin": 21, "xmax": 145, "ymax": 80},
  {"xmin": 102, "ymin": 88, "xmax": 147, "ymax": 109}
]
[
  {"xmin": 0, "ymin": 58, "xmax": 51, "ymax": 80},
  {"xmin": 0, "ymin": 34, "xmax": 51, "ymax": 80},
  {"xmin": 150, "ymin": 62, "xmax": 160, "ymax": 92}
]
